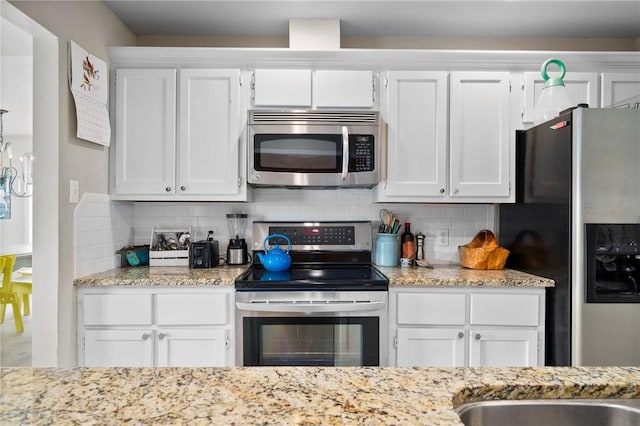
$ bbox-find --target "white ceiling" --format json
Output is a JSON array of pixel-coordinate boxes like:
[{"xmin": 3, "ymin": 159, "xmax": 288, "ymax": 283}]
[{"xmin": 104, "ymin": 0, "xmax": 640, "ymax": 39}]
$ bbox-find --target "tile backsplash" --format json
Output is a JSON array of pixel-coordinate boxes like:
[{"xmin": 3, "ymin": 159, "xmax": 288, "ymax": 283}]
[
  {"xmin": 74, "ymin": 193, "xmax": 134, "ymax": 277},
  {"xmin": 74, "ymin": 189, "xmax": 496, "ymax": 276},
  {"xmin": 132, "ymin": 188, "xmax": 496, "ymax": 265}
]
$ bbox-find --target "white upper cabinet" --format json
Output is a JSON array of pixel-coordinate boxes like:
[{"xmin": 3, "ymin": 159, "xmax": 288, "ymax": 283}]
[
  {"xmin": 314, "ymin": 70, "xmax": 375, "ymax": 108},
  {"xmin": 522, "ymin": 72, "xmax": 598, "ymax": 123},
  {"xmin": 601, "ymin": 72, "xmax": 640, "ymax": 107},
  {"xmin": 380, "ymin": 71, "xmax": 448, "ymax": 199},
  {"xmin": 252, "ymin": 69, "xmax": 376, "ymax": 109},
  {"xmin": 253, "ymin": 69, "xmax": 312, "ymax": 107},
  {"xmin": 113, "ymin": 68, "xmax": 246, "ymax": 201},
  {"xmin": 115, "ymin": 68, "xmax": 176, "ymax": 196},
  {"xmin": 449, "ymin": 71, "xmax": 512, "ymax": 200},
  {"xmin": 378, "ymin": 71, "xmax": 512, "ymax": 202},
  {"xmin": 178, "ymin": 69, "xmax": 241, "ymax": 196}
]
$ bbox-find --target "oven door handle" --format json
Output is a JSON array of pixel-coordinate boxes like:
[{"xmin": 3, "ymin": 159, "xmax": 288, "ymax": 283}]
[
  {"xmin": 236, "ymin": 301, "xmax": 385, "ymax": 313},
  {"xmin": 341, "ymin": 126, "xmax": 349, "ymax": 181}
]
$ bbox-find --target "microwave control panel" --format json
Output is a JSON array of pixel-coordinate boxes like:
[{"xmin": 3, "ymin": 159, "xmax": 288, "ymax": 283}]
[{"xmin": 348, "ymin": 135, "xmax": 375, "ymax": 172}]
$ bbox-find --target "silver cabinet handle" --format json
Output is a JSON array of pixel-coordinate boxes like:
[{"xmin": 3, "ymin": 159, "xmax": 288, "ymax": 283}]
[
  {"xmin": 458, "ymin": 332, "xmax": 464, "ymax": 339},
  {"xmin": 475, "ymin": 333, "xmax": 481, "ymax": 340},
  {"xmin": 165, "ymin": 187, "xmax": 171, "ymax": 192},
  {"xmin": 142, "ymin": 333, "xmax": 150, "ymax": 341},
  {"xmin": 440, "ymin": 188, "xmax": 445, "ymax": 194},
  {"xmin": 180, "ymin": 186, "xmax": 186, "ymax": 191},
  {"xmin": 158, "ymin": 333, "xmax": 167, "ymax": 340},
  {"xmin": 341, "ymin": 126, "xmax": 349, "ymax": 181}
]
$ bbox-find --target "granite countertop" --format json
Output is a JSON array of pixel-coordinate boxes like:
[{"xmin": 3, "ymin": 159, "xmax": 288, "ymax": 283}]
[
  {"xmin": 73, "ymin": 265, "xmax": 246, "ymax": 287},
  {"xmin": 378, "ymin": 265, "xmax": 555, "ymax": 288},
  {"xmin": 73, "ymin": 265, "xmax": 554, "ymax": 288},
  {"xmin": 1, "ymin": 366, "xmax": 638, "ymax": 425}
]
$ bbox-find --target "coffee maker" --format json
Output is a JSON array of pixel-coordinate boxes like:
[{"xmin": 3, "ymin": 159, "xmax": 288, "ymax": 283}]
[{"xmin": 226, "ymin": 213, "xmax": 249, "ymax": 265}]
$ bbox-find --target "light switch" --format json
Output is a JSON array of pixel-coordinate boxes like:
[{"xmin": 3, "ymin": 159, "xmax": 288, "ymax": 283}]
[{"xmin": 70, "ymin": 180, "xmax": 79, "ymax": 204}]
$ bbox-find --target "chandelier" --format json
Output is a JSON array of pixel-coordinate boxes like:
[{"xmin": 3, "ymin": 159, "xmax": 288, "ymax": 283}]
[{"xmin": 1, "ymin": 109, "xmax": 33, "ymax": 220}]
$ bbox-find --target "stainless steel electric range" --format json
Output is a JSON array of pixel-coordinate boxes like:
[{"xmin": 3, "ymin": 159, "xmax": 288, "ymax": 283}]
[{"xmin": 235, "ymin": 221, "xmax": 388, "ymax": 367}]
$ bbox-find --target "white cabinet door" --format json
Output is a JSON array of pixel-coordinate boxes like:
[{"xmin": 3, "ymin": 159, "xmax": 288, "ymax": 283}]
[
  {"xmin": 601, "ymin": 73, "xmax": 640, "ymax": 107},
  {"xmin": 156, "ymin": 292, "xmax": 228, "ymax": 326},
  {"xmin": 382, "ymin": 71, "xmax": 448, "ymax": 198},
  {"xmin": 450, "ymin": 72, "xmax": 511, "ymax": 199},
  {"xmin": 115, "ymin": 68, "xmax": 176, "ymax": 195},
  {"xmin": 469, "ymin": 329, "xmax": 538, "ymax": 367},
  {"xmin": 523, "ymin": 72, "xmax": 598, "ymax": 123},
  {"xmin": 178, "ymin": 69, "xmax": 241, "ymax": 196},
  {"xmin": 315, "ymin": 70, "xmax": 374, "ymax": 108},
  {"xmin": 253, "ymin": 69, "xmax": 312, "ymax": 107},
  {"xmin": 396, "ymin": 328, "xmax": 465, "ymax": 367},
  {"xmin": 84, "ymin": 329, "xmax": 154, "ymax": 367},
  {"xmin": 396, "ymin": 291, "xmax": 465, "ymax": 325},
  {"xmin": 157, "ymin": 328, "xmax": 229, "ymax": 367},
  {"xmin": 83, "ymin": 293, "xmax": 153, "ymax": 326},
  {"xmin": 469, "ymin": 293, "xmax": 540, "ymax": 327}
]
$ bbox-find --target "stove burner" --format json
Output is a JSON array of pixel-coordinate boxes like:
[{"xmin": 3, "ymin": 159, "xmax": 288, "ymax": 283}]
[{"xmin": 235, "ymin": 265, "xmax": 388, "ymax": 291}]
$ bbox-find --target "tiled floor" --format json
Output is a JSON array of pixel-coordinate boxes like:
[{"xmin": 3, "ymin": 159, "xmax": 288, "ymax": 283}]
[{"xmin": 0, "ymin": 306, "xmax": 32, "ymax": 367}]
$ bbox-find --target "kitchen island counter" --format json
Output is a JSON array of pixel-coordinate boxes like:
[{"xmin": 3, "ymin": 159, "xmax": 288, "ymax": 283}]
[
  {"xmin": 1, "ymin": 366, "xmax": 638, "ymax": 425},
  {"xmin": 73, "ymin": 265, "xmax": 245, "ymax": 287},
  {"xmin": 379, "ymin": 265, "xmax": 554, "ymax": 288}
]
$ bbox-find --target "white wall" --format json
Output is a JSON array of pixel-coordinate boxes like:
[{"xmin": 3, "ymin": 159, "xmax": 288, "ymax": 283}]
[{"xmin": 131, "ymin": 189, "xmax": 496, "ymax": 265}]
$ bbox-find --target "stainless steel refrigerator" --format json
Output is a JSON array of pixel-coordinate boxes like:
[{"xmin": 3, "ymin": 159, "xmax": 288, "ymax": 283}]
[{"xmin": 499, "ymin": 107, "xmax": 640, "ymax": 366}]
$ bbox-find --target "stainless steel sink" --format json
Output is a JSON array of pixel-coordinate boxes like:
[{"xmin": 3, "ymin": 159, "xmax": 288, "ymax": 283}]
[{"xmin": 456, "ymin": 399, "xmax": 640, "ymax": 426}]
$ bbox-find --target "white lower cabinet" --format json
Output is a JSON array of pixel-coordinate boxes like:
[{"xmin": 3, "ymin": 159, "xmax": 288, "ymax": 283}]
[
  {"xmin": 78, "ymin": 287, "xmax": 234, "ymax": 367},
  {"xmin": 390, "ymin": 287, "xmax": 545, "ymax": 367}
]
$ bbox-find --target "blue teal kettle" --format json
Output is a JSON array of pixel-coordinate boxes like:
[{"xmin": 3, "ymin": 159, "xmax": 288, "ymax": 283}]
[{"xmin": 257, "ymin": 234, "xmax": 292, "ymax": 272}]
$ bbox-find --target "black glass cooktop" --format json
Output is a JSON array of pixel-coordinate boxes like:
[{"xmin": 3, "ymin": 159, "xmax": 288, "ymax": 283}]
[{"xmin": 235, "ymin": 265, "xmax": 389, "ymax": 291}]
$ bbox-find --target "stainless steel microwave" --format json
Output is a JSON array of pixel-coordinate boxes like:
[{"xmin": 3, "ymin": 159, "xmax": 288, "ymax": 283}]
[{"xmin": 248, "ymin": 110, "xmax": 381, "ymax": 188}]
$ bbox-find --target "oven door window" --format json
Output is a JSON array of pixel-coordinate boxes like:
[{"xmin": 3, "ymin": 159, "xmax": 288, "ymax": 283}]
[
  {"xmin": 243, "ymin": 317, "xmax": 379, "ymax": 366},
  {"xmin": 253, "ymin": 134, "xmax": 342, "ymax": 173}
]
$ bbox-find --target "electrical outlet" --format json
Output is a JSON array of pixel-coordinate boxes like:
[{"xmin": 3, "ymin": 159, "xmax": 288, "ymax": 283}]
[{"xmin": 437, "ymin": 228, "xmax": 449, "ymax": 247}]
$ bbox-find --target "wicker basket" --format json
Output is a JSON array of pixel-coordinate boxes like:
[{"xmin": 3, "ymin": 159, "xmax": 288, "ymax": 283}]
[{"xmin": 458, "ymin": 230, "xmax": 510, "ymax": 270}]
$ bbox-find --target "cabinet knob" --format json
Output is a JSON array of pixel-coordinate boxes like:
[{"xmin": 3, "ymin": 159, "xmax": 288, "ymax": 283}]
[
  {"xmin": 180, "ymin": 186, "xmax": 186, "ymax": 191},
  {"xmin": 458, "ymin": 332, "xmax": 464, "ymax": 339},
  {"xmin": 159, "ymin": 333, "xmax": 167, "ymax": 340},
  {"xmin": 440, "ymin": 188, "xmax": 445, "ymax": 194},
  {"xmin": 165, "ymin": 187, "xmax": 171, "ymax": 192},
  {"xmin": 475, "ymin": 333, "xmax": 481, "ymax": 340},
  {"xmin": 141, "ymin": 333, "xmax": 150, "ymax": 341}
]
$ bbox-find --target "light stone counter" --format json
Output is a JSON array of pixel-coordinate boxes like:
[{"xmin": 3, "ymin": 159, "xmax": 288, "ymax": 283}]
[
  {"xmin": 1, "ymin": 366, "xmax": 638, "ymax": 425},
  {"xmin": 73, "ymin": 265, "xmax": 246, "ymax": 287},
  {"xmin": 73, "ymin": 265, "xmax": 554, "ymax": 288},
  {"xmin": 377, "ymin": 265, "xmax": 555, "ymax": 288}
]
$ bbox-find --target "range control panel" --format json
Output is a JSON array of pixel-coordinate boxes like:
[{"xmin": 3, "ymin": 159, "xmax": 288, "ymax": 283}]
[
  {"xmin": 252, "ymin": 221, "xmax": 372, "ymax": 252},
  {"xmin": 268, "ymin": 226, "xmax": 355, "ymax": 246}
]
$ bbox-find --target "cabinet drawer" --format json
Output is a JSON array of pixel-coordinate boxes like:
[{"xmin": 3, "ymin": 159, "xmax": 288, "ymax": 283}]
[
  {"xmin": 470, "ymin": 293, "xmax": 539, "ymax": 326},
  {"xmin": 397, "ymin": 292, "xmax": 466, "ymax": 325},
  {"xmin": 83, "ymin": 294, "xmax": 153, "ymax": 326},
  {"xmin": 156, "ymin": 293, "xmax": 228, "ymax": 325}
]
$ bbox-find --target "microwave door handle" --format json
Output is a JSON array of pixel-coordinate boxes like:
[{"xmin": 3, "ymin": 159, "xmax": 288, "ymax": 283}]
[{"xmin": 341, "ymin": 126, "xmax": 349, "ymax": 181}]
